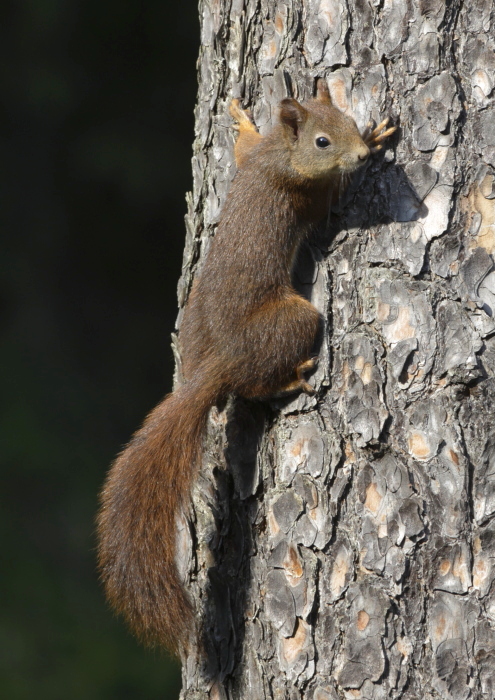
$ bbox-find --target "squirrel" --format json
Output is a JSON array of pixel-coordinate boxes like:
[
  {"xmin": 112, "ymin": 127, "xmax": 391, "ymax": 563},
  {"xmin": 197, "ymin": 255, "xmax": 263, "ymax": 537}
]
[{"xmin": 96, "ymin": 79, "xmax": 396, "ymax": 654}]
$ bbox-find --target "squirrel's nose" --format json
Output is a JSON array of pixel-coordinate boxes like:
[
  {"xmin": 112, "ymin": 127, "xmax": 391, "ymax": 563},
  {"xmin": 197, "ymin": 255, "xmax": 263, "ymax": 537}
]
[{"xmin": 358, "ymin": 145, "xmax": 370, "ymax": 161}]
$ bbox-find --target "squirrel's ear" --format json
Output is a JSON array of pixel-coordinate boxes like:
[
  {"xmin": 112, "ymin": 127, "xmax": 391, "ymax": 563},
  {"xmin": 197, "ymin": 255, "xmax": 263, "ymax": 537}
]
[
  {"xmin": 315, "ymin": 79, "xmax": 332, "ymax": 105},
  {"xmin": 279, "ymin": 98, "xmax": 308, "ymax": 140}
]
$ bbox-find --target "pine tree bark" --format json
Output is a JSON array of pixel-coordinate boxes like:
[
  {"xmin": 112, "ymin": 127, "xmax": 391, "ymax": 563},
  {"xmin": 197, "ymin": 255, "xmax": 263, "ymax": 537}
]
[{"xmin": 175, "ymin": 0, "xmax": 495, "ymax": 697}]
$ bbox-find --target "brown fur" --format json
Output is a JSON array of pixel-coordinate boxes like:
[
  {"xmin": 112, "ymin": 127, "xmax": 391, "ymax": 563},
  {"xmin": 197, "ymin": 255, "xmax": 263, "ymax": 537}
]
[{"xmin": 96, "ymin": 80, "xmax": 389, "ymax": 653}]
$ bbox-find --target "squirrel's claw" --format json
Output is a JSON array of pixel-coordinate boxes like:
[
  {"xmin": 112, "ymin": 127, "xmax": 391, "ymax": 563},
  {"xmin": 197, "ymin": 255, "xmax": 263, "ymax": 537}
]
[
  {"xmin": 301, "ymin": 381, "xmax": 316, "ymax": 396},
  {"xmin": 370, "ymin": 117, "xmax": 391, "ymax": 137},
  {"xmin": 361, "ymin": 120, "xmax": 374, "ymax": 141},
  {"xmin": 297, "ymin": 356, "xmax": 318, "ymax": 395},
  {"xmin": 363, "ymin": 117, "xmax": 397, "ymax": 151},
  {"xmin": 371, "ymin": 126, "xmax": 397, "ymax": 144}
]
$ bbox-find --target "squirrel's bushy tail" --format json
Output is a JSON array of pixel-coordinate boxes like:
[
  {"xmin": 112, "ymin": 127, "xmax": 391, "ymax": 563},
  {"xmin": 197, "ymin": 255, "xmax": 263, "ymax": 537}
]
[{"xmin": 97, "ymin": 375, "xmax": 220, "ymax": 653}]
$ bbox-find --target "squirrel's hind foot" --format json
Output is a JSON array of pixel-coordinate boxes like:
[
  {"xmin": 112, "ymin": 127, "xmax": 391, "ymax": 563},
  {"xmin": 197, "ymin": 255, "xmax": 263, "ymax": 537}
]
[{"xmin": 274, "ymin": 357, "xmax": 319, "ymax": 398}]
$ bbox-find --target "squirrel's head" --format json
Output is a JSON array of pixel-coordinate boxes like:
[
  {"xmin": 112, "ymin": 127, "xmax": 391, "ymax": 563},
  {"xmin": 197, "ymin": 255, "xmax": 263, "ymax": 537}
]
[{"xmin": 279, "ymin": 80, "xmax": 370, "ymax": 181}]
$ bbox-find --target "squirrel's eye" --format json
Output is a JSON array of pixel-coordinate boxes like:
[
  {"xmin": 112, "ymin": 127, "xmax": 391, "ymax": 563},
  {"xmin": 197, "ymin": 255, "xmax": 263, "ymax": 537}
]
[{"xmin": 316, "ymin": 136, "xmax": 330, "ymax": 149}]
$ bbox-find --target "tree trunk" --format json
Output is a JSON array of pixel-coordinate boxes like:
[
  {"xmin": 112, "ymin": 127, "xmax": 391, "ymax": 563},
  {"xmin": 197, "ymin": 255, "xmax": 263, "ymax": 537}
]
[{"xmin": 176, "ymin": 0, "xmax": 495, "ymax": 697}]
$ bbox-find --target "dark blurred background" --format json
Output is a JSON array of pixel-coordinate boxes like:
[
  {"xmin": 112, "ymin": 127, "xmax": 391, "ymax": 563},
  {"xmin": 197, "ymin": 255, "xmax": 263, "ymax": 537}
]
[{"xmin": 1, "ymin": 1, "xmax": 199, "ymax": 697}]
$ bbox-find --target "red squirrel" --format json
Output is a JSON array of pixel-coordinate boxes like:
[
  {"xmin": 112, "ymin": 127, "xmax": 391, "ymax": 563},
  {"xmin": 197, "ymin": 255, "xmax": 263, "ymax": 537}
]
[{"xmin": 96, "ymin": 79, "xmax": 395, "ymax": 653}]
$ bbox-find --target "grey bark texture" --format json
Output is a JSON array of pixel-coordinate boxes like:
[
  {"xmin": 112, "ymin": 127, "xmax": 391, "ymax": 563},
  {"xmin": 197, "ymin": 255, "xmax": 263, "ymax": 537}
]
[{"xmin": 175, "ymin": 0, "xmax": 495, "ymax": 697}]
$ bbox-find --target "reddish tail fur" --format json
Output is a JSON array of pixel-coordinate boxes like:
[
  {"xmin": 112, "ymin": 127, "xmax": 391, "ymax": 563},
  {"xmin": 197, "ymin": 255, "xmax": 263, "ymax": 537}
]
[{"xmin": 97, "ymin": 375, "xmax": 221, "ymax": 653}]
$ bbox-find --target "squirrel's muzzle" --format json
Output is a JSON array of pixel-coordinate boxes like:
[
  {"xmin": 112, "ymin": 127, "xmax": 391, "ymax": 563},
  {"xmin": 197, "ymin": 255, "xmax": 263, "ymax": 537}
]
[{"xmin": 357, "ymin": 144, "xmax": 371, "ymax": 162}]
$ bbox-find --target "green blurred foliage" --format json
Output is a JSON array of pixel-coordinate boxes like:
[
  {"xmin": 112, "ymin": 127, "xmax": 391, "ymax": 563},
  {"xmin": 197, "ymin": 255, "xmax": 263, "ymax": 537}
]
[{"xmin": 0, "ymin": 0, "xmax": 198, "ymax": 697}]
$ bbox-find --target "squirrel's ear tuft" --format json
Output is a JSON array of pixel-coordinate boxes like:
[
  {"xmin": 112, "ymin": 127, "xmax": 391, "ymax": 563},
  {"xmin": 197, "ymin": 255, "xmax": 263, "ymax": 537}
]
[
  {"xmin": 315, "ymin": 79, "xmax": 332, "ymax": 105},
  {"xmin": 279, "ymin": 99, "xmax": 308, "ymax": 140}
]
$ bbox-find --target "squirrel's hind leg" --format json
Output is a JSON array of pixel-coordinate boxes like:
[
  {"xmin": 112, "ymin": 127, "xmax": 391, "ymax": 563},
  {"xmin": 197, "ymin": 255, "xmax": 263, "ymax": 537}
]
[
  {"xmin": 236, "ymin": 295, "xmax": 321, "ymax": 399},
  {"xmin": 230, "ymin": 99, "xmax": 263, "ymax": 168}
]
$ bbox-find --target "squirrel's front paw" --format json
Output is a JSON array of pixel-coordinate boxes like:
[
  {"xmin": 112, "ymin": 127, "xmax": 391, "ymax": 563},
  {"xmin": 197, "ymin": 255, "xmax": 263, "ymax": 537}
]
[{"xmin": 362, "ymin": 118, "xmax": 397, "ymax": 153}]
